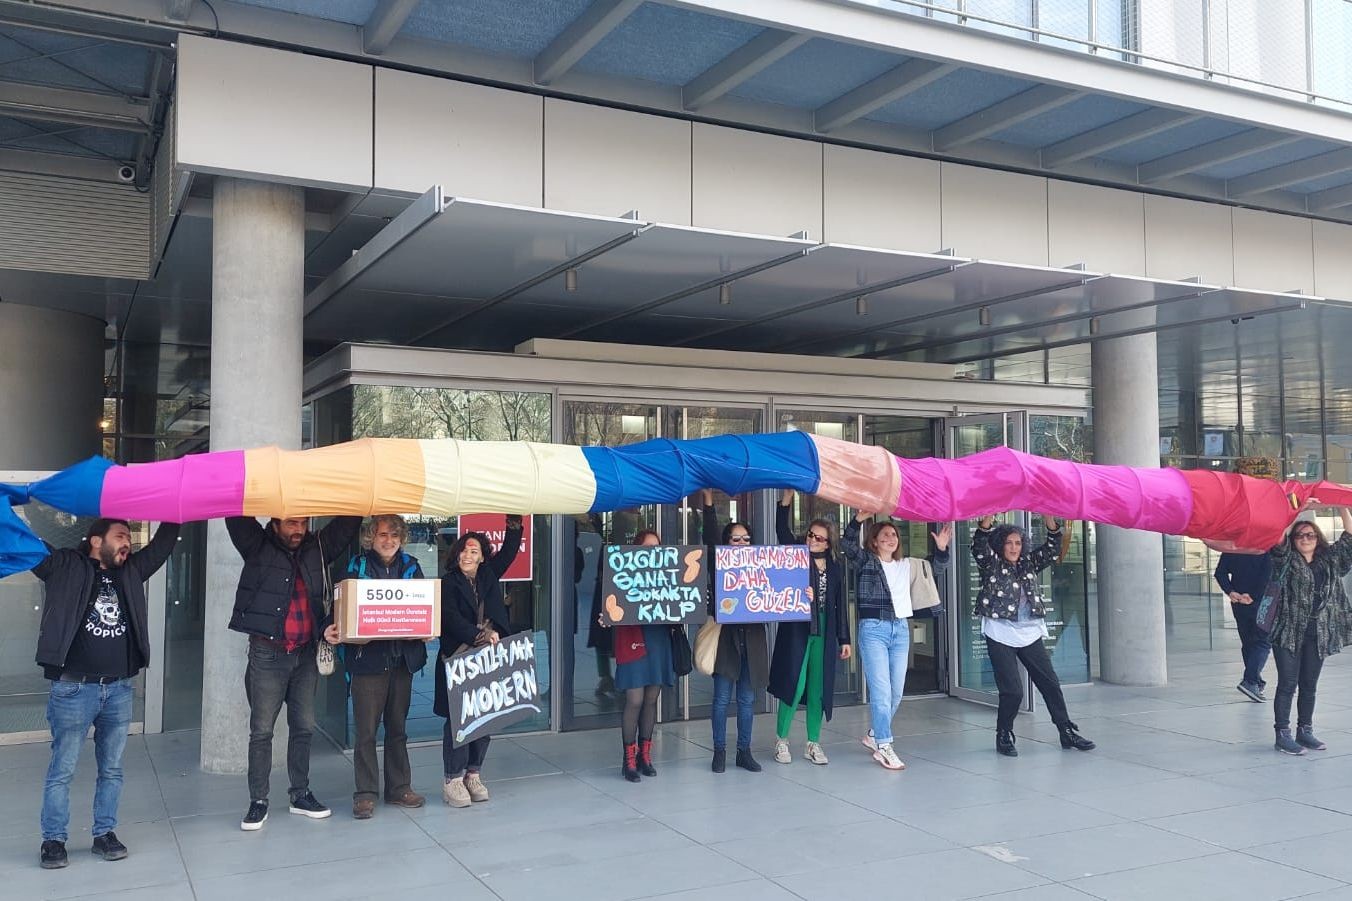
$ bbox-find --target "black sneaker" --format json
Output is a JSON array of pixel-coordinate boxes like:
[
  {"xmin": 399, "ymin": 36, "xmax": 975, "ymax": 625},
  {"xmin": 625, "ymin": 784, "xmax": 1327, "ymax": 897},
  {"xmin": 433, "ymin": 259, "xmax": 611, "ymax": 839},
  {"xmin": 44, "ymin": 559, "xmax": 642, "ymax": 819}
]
[
  {"xmin": 240, "ymin": 800, "xmax": 269, "ymax": 831},
  {"xmin": 288, "ymin": 790, "xmax": 332, "ymax": 819},
  {"xmin": 91, "ymin": 831, "xmax": 128, "ymax": 861},
  {"xmin": 1237, "ymin": 681, "xmax": 1264, "ymax": 703},
  {"xmin": 40, "ymin": 840, "xmax": 67, "ymax": 869}
]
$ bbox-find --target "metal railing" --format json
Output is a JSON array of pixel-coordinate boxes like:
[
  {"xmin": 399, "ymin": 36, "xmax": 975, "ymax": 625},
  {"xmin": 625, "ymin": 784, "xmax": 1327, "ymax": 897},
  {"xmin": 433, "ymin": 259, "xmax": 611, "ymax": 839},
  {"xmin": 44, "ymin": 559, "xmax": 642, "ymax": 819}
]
[{"xmin": 848, "ymin": 0, "xmax": 1352, "ymax": 112}]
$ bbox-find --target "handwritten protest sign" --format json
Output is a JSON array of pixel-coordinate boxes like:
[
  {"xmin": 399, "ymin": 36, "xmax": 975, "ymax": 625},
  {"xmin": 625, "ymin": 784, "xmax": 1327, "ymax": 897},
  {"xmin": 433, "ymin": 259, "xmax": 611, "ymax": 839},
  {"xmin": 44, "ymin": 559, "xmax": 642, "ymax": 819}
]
[
  {"xmin": 444, "ymin": 631, "xmax": 541, "ymax": 744},
  {"xmin": 457, "ymin": 513, "xmax": 532, "ymax": 582},
  {"xmin": 600, "ymin": 545, "xmax": 708, "ymax": 625},
  {"xmin": 714, "ymin": 545, "xmax": 812, "ymax": 623}
]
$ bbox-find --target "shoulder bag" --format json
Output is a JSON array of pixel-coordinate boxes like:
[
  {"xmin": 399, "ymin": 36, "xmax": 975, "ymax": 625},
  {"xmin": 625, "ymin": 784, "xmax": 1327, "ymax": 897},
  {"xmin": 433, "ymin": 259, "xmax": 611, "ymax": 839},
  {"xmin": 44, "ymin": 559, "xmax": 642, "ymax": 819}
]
[
  {"xmin": 1256, "ymin": 555, "xmax": 1292, "ymax": 634},
  {"xmin": 315, "ymin": 533, "xmax": 336, "ymax": 676},
  {"xmin": 693, "ymin": 620, "xmax": 721, "ymax": 676}
]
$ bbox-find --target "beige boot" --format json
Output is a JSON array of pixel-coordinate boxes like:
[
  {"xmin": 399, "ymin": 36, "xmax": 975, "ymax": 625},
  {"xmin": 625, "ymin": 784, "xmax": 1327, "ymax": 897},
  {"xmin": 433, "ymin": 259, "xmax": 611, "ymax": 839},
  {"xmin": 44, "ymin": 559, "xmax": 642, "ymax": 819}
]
[
  {"xmin": 442, "ymin": 777, "xmax": 471, "ymax": 808},
  {"xmin": 464, "ymin": 772, "xmax": 490, "ymax": 802}
]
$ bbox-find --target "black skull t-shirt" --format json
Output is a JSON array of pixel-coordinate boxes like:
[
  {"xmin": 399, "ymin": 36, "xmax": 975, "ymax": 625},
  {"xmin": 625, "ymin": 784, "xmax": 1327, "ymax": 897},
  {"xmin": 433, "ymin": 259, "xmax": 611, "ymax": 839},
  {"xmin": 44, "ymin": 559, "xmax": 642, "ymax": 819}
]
[{"xmin": 63, "ymin": 571, "xmax": 139, "ymax": 679}]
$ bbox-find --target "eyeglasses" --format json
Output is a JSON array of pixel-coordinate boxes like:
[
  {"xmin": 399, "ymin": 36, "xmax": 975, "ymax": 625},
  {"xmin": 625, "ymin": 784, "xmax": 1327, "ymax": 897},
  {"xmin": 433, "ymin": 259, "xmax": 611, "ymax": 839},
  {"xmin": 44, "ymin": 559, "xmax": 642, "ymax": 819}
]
[
  {"xmin": 728, "ymin": 535, "xmax": 752, "ymax": 543},
  {"xmin": 806, "ymin": 532, "xmax": 829, "ymax": 542},
  {"xmin": 1294, "ymin": 531, "xmax": 1318, "ymax": 540}
]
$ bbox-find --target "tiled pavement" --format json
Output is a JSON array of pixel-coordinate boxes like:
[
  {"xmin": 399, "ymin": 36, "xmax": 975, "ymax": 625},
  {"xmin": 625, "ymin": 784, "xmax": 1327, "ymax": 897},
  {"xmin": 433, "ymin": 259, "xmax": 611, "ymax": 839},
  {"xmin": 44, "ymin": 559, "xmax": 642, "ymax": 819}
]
[{"xmin": 8, "ymin": 642, "xmax": 1352, "ymax": 900}]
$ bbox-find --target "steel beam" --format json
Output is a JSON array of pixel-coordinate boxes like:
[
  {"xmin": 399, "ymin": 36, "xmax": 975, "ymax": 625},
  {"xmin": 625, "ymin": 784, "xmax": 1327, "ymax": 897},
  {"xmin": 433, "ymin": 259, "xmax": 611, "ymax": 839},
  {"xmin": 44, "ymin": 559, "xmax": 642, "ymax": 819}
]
[
  {"xmin": 534, "ymin": 0, "xmax": 642, "ymax": 85},
  {"xmin": 0, "ymin": 79, "xmax": 148, "ymax": 131},
  {"xmin": 813, "ymin": 58, "xmax": 953, "ymax": 133},
  {"xmin": 1229, "ymin": 147, "xmax": 1352, "ymax": 198},
  {"xmin": 362, "ymin": 0, "xmax": 420, "ymax": 56},
  {"xmin": 933, "ymin": 84, "xmax": 1078, "ymax": 151},
  {"xmin": 1041, "ymin": 108, "xmax": 1197, "ymax": 169},
  {"xmin": 683, "ymin": 29, "xmax": 807, "ymax": 111},
  {"xmin": 1138, "ymin": 129, "xmax": 1302, "ymax": 183},
  {"xmin": 1310, "ymin": 181, "xmax": 1352, "ymax": 212}
]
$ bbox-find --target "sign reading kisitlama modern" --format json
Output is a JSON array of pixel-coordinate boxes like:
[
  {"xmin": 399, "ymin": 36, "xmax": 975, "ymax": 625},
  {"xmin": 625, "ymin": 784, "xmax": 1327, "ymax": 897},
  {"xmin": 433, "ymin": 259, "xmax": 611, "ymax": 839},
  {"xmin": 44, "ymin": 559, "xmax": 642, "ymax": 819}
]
[
  {"xmin": 457, "ymin": 513, "xmax": 532, "ymax": 582},
  {"xmin": 600, "ymin": 544, "xmax": 708, "ymax": 625},
  {"xmin": 444, "ymin": 631, "xmax": 542, "ymax": 744},
  {"xmin": 714, "ymin": 545, "xmax": 811, "ymax": 623},
  {"xmin": 333, "ymin": 578, "xmax": 441, "ymax": 643}
]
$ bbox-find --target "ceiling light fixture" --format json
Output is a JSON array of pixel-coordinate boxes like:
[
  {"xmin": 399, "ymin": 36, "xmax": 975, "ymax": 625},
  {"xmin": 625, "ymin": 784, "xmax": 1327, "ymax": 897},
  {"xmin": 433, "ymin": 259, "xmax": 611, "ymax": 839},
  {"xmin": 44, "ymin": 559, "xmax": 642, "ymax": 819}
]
[
  {"xmin": 719, "ymin": 283, "xmax": 732, "ymax": 305},
  {"xmin": 855, "ymin": 296, "xmax": 868, "ymax": 316},
  {"xmin": 565, "ymin": 269, "xmax": 578, "ymax": 292}
]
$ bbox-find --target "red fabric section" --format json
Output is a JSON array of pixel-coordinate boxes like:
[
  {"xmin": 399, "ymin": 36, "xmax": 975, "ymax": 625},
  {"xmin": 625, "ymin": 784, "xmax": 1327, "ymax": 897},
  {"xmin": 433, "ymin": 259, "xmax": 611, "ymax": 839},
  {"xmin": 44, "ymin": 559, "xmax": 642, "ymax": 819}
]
[{"xmin": 1181, "ymin": 471, "xmax": 1352, "ymax": 550}]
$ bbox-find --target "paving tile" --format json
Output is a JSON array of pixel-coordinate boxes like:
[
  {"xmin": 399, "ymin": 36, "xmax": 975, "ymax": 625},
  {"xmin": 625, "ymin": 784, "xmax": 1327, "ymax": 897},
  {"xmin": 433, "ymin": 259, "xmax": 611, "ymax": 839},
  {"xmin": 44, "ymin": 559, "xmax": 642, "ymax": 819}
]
[
  {"xmin": 631, "ymin": 878, "xmax": 802, "ymax": 900},
  {"xmin": 1060, "ymin": 775, "xmax": 1268, "ymax": 820},
  {"xmin": 1146, "ymin": 798, "xmax": 1352, "ymax": 850},
  {"xmin": 894, "ymin": 794, "xmax": 1123, "ymax": 846},
  {"xmin": 1066, "ymin": 851, "xmax": 1341, "ymax": 900},
  {"xmin": 191, "ymin": 847, "xmax": 492, "ymax": 901},
  {"xmin": 709, "ymin": 817, "xmax": 956, "ymax": 876},
  {"xmin": 776, "ymin": 847, "xmax": 1049, "ymax": 900},
  {"xmin": 998, "ymin": 821, "xmax": 1218, "ymax": 881},
  {"xmin": 1242, "ymin": 826, "xmax": 1352, "ymax": 882},
  {"xmin": 478, "ymin": 842, "xmax": 756, "ymax": 901}
]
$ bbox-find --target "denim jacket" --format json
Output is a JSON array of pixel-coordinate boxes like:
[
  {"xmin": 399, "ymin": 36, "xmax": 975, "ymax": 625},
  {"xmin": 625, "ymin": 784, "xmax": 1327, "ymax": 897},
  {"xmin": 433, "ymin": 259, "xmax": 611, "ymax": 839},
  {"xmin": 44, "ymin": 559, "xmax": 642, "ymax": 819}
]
[{"xmin": 841, "ymin": 519, "xmax": 949, "ymax": 620}]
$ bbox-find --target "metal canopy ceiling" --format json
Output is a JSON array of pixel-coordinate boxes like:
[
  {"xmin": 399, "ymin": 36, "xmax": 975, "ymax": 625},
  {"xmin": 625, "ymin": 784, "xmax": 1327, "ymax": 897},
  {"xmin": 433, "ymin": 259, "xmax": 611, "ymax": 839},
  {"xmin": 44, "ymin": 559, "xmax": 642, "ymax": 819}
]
[{"xmin": 303, "ymin": 187, "xmax": 1327, "ymax": 364}]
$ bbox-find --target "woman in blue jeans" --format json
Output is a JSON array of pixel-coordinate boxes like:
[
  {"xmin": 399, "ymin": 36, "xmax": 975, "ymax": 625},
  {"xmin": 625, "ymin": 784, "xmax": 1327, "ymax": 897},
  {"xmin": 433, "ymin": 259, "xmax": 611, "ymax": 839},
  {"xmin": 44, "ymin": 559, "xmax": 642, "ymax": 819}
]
[
  {"xmin": 842, "ymin": 512, "xmax": 950, "ymax": 770},
  {"xmin": 701, "ymin": 490, "xmax": 768, "ymax": 773}
]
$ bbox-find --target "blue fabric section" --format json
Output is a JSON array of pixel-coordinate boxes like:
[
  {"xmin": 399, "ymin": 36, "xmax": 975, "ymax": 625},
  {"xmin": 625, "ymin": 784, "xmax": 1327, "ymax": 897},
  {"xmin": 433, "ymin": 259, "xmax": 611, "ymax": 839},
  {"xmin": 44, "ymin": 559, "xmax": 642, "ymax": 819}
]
[
  {"xmin": 28, "ymin": 457, "xmax": 112, "ymax": 516},
  {"xmin": 0, "ymin": 459, "xmax": 111, "ymax": 578},
  {"xmin": 583, "ymin": 432, "xmax": 820, "ymax": 513}
]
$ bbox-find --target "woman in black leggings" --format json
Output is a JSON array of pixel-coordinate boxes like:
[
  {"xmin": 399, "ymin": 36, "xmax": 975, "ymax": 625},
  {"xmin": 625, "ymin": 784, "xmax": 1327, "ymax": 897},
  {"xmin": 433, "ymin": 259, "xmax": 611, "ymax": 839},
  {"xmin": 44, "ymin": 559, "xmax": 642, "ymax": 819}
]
[{"xmin": 1269, "ymin": 506, "xmax": 1352, "ymax": 755}]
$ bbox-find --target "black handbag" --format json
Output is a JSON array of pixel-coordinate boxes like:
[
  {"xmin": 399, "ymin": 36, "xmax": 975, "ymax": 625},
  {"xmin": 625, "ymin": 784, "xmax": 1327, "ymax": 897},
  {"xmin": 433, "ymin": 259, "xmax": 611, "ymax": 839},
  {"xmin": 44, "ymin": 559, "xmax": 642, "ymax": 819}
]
[
  {"xmin": 1256, "ymin": 556, "xmax": 1292, "ymax": 634},
  {"xmin": 670, "ymin": 626, "xmax": 693, "ymax": 677}
]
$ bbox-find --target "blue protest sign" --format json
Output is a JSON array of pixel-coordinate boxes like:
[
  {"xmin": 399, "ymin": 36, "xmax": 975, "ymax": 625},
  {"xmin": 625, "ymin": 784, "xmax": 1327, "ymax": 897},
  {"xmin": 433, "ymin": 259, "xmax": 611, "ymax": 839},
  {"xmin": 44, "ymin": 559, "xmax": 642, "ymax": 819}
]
[{"xmin": 714, "ymin": 545, "xmax": 812, "ymax": 623}]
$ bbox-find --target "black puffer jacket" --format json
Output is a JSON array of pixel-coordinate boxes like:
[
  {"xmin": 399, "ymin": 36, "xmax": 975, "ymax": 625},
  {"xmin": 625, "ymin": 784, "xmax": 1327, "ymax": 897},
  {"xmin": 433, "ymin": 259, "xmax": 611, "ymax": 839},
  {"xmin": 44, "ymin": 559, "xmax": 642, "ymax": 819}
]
[
  {"xmin": 226, "ymin": 516, "xmax": 362, "ymax": 641},
  {"xmin": 32, "ymin": 523, "xmax": 180, "ymax": 671},
  {"xmin": 971, "ymin": 523, "xmax": 1060, "ymax": 620}
]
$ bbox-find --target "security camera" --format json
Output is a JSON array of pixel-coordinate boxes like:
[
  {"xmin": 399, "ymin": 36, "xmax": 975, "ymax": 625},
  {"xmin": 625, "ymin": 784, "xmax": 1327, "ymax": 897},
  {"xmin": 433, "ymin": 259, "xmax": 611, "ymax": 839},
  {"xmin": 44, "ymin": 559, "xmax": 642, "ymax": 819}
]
[{"xmin": 116, "ymin": 164, "xmax": 136, "ymax": 183}]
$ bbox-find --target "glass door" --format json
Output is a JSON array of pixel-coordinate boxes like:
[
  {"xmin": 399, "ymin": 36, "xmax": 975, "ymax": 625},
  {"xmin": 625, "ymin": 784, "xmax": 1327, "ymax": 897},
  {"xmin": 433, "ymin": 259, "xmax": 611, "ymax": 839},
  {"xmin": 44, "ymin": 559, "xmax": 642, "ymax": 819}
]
[{"xmin": 946, "ymin": 413, "xmax": 1031, "ymax": 707}]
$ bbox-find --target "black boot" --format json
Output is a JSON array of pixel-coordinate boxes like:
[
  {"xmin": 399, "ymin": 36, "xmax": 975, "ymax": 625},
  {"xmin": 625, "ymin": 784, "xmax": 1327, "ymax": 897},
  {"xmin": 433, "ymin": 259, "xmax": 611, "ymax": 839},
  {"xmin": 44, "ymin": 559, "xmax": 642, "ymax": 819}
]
[
  {"xmin": 637, "ymin": 738, "xmax": 658, "ymax": 776},
  {"xmin": 1275, "ymin": 727, "xmax": 1306, "ymax": 755},
  {"xmin": 735, "ymin": 748, "xmax": 762, "ymax": 772},
  {"xmin": 995, "ymin": 728, "xmax": 1018, "ymax": 757},
  {"xmin": 1058, "ymin": 722, "xmax": 1095, "ymax": 751},
  {"xmin": 622, "ymin": 742, "xmax": 641, "ymax": 782},
  {"xmin": 711, "ymin": 749, "xmax": 726, "ymax": 773},
  {"xmin": 1296, "ymin": 725, "xmax": 1327, "ymax": 751}
]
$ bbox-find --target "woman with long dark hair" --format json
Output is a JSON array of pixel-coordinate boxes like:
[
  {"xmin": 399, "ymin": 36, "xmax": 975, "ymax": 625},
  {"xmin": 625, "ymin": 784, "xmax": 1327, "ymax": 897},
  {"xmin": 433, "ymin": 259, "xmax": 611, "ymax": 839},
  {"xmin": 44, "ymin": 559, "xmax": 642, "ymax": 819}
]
[
  {"xmin": 768, "ymin": 490, "xmax": 851, "ymax": 766},
  {"xmin": 434, "ymin": 520, "xmax": 521, "ymax": 807},
  {"xmin": 1269, "ymin": 506, "xmax": 1352, "ymax": 754},
  {"xmin": 608, "ymin": 528, "xmax": 676, "ymax": 782},
  {"xmin": 700, "ymin": 490, "xmax": 767, "ymax": 774}
]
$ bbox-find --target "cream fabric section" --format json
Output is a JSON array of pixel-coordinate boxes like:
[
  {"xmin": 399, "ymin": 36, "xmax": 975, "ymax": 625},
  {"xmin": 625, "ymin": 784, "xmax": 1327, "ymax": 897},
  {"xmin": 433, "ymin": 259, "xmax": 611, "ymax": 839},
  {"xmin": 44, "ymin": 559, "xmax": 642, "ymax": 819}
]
[{"xmin": 418, "ymin": 439, "xmax": 597, "ymax": 514}]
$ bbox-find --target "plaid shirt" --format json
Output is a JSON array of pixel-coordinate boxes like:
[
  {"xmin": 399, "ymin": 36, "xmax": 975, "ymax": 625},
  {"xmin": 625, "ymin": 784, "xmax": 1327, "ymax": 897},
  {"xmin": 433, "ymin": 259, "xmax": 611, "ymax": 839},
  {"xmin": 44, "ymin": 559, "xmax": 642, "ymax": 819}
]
[{"xmin": 282, "ymin": 559, "xmax": 314, "ymax": 652}]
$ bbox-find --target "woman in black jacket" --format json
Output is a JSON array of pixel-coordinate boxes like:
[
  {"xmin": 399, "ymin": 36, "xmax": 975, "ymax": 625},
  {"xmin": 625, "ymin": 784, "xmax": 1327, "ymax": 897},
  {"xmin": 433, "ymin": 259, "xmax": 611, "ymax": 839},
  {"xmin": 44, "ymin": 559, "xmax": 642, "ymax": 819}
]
[
  {"xmin": 343, "ymin": 514, "xmax": 429, "ymax": 819},
  {"xmin": 700, "ymin": 490, "xmax": 768, "ymax": 774},
  {"xmin": 1268, "ymin": 507, "xmax": 1352, "ymax": 754},
  {"xmin": 768, "ymin": 490, "xmax": 851, "ymax": 766},
  {"xmin": 434, "ymin": 522, "xmax": 521, "ymax": 808}
]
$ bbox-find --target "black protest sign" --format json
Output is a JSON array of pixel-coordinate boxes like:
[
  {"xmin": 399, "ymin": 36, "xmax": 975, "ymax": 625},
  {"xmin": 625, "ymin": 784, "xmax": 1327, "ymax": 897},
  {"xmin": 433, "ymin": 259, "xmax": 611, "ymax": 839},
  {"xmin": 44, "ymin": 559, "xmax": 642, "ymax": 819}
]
[
  {"xmin": 443, "ymin": 631, "xmax": 542, "ymax": 744},
  {"xmin": 600, "ymin": 544, "xmax": 708, "ymax": 625}
]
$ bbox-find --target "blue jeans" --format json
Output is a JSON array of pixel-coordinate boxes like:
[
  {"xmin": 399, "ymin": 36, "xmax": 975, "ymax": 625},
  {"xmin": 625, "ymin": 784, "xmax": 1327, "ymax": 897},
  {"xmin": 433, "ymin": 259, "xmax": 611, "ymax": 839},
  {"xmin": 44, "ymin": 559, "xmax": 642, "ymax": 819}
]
[
  {"xmin": 858, "ymin": 617, "xmax": 910, "ymax": 746},
  {"xmin": 711, "ymin": 653, "xmax": 755, "ymax": 751},
  {"xmin": 41, "ymin": 679, "xmax": 133, "ymax": 842},
  {"xmin": 1232, "ymin": 601, "xmax": 1271, "ymax": 687}
]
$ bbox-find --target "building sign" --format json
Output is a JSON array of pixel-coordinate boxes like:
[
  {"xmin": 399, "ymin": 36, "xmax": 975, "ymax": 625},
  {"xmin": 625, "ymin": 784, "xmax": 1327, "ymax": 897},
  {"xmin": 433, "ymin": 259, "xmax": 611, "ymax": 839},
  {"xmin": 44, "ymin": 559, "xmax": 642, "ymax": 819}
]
[
  {"xmin": 457, "ymin": 513, "xmax": 532, "ymax": 582},
  {"xmin": 600, "ymin": 544, "xmax": 708, "ymax": 625},
  {"xmin": 714, "ymin": 545, "xmax": 811, "ymax": 623},
  {"xmin": 444, "ymin": 631, "xmax": 541, "ymax": 744}
]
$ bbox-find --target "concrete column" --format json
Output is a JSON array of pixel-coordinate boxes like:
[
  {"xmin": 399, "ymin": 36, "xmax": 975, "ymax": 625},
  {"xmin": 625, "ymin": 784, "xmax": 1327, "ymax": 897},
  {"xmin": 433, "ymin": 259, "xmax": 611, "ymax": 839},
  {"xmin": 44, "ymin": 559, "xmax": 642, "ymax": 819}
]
[
  {"xmin": 201, "ymin": 178, "xmax": 304, "ymax": 775},
  {"xmin": 0, "ymin": 304, "xmax": 103, "ymax": 471},
  {"xmin": 1094, "ymin": 325, "xmax": 1168, "ymax": 686}
]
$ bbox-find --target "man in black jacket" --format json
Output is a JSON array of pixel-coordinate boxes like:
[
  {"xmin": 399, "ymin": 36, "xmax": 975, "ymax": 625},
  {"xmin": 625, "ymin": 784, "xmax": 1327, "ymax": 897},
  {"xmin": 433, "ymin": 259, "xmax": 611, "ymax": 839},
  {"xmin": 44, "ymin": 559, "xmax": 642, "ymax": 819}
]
[
  {"xmin": 226, "ymin": 514, "xmax": 361, "ymax": 832},
  {"xmin": 34, "ymin": 517, "xmax": 179, "ymax": 870}
]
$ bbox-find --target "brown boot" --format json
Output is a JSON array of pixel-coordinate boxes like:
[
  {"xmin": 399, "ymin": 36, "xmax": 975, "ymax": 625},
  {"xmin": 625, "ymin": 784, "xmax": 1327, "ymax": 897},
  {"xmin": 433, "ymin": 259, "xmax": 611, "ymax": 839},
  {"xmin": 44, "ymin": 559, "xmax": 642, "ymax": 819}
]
[
  {"xmin": 385, "ymin": 789, "xmax": 425, "ymax": 808},
  {"xmin": 352, "ymin": 798, "xmax": 375, "ymax": 820}
]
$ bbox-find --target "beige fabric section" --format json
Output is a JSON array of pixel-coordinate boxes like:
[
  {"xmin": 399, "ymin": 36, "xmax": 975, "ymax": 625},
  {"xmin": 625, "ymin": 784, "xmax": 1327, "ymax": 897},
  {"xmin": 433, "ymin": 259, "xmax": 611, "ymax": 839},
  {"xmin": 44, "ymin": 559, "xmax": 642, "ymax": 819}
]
[
  {"xmin": 810, "ymin": 434, "xmax": 899, "ymax": 514},
  {"xmin": 418, "ymin": 439, "xmax": 597, "ymax": 515},
  {"xmin": 242, "ymin": 439, "xmax": 427, "ymax": 517}
]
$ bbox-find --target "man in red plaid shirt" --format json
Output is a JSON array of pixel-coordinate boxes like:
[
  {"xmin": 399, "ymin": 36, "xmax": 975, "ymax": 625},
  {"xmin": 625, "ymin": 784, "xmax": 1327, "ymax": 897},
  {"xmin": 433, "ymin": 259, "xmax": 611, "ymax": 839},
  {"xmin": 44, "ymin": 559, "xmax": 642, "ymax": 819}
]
[{"xmin": 225, "ymin": 514, "xmax": 362, "ymax": 831}]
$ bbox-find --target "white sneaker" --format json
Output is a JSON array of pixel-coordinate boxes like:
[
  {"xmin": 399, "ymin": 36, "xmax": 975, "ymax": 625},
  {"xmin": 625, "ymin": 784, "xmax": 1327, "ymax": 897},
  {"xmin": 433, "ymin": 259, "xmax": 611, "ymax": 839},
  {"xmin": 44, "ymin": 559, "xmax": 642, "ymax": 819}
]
[
  {"xmin": 774, "ymin": 739, "xmax": 792, "ymax": 764},
  {"xmin": 873, "ymin": 743, "xmax": 905, "ymax": 771},
  {"xmin": 861, "ymin": 730, "xmax": 878, "ymax": 752},
  {"xmin": 804, "ymin": 741, "xmax": 829, "ymax": 765}
]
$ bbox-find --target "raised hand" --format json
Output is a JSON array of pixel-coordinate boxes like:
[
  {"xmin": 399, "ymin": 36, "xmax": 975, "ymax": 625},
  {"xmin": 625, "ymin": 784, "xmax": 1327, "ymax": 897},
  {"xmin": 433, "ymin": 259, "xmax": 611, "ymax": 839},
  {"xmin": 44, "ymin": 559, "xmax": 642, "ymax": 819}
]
[
  {"xmin": 978, "ymin": 515, "xmax": 995, "ymax": 530},
  {"xmin": 1045, "ymin": 515, "xmax": 1060, "ymax": 532},
  {"xmin": 931, "ymin": 522, "xmax": 952, "ymax": 551}
]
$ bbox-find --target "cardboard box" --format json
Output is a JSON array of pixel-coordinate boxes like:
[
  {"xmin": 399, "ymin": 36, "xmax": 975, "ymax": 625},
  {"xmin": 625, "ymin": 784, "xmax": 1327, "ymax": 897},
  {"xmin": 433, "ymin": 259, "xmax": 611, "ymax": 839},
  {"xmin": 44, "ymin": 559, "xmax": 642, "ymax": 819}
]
[{"xmin": 333, "ymin": 578, "xmax": 441, "ymax": 644}]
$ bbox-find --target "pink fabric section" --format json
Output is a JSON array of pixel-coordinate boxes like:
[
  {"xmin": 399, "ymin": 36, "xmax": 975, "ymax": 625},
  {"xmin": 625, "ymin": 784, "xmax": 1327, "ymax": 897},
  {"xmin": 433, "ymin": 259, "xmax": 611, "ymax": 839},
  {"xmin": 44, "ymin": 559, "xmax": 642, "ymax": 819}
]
[
  {"xmin": 892, "ymin": 446, "xmax": 1194, "ymax": 534},
  {"xmin": 101, "ymin": 451, "xmax": 246, "ymax": 522}
]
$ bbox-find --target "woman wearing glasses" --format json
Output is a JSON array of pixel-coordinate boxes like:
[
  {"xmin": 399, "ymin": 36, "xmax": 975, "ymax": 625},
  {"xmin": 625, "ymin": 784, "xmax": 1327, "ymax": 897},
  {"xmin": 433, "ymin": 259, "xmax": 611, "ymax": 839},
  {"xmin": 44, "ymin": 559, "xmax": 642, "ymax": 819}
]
[
  {"xmin": 768, "ymin": 490, "xmax": 852, "ymax": 765},
  {"xmin": 701, "ymin": 490, "xmax": 768, "ymax": 774},
  {"xmin": 1269, "ymin": 507, "xmax": 1352, "ymax": 755}
]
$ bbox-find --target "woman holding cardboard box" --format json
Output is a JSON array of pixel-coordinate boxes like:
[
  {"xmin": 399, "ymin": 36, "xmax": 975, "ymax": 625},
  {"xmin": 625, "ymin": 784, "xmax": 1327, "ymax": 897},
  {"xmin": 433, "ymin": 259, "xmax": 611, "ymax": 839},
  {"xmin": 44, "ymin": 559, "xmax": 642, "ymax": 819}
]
[
  {"xmin": 434, "ymin": 520, "xmax": 521, "ymax": 808},
  {"xmin": 343, "ymin": 515, "xmax": 430, "ymax": 819}
]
